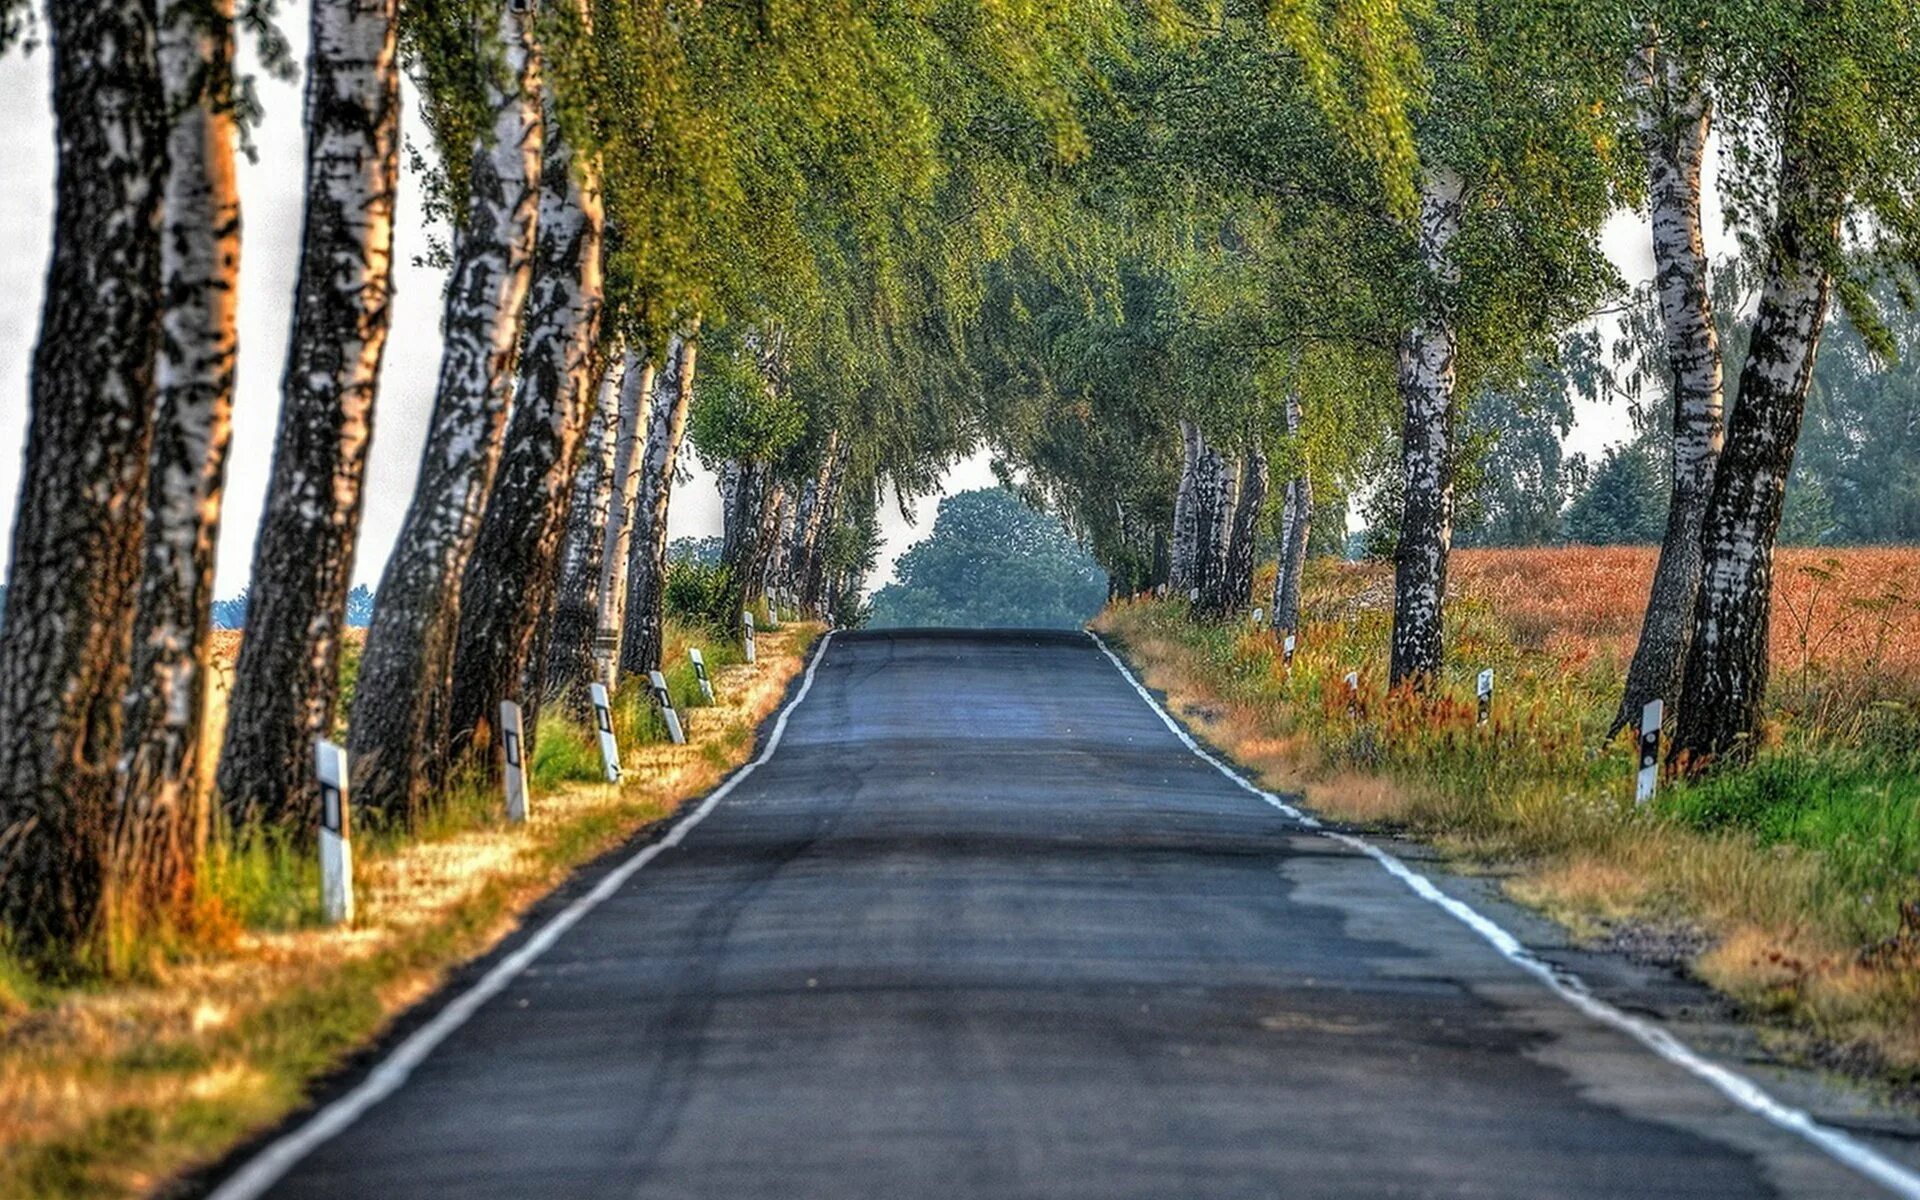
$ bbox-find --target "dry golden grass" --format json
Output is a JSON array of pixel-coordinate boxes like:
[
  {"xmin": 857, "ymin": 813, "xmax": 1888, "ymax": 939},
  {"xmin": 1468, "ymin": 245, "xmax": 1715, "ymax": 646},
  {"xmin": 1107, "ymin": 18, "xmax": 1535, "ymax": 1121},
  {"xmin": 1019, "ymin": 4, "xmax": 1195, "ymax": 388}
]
[{"xmin": 0, "ymin": 623, "xmax": 820, "ymax": 1200}]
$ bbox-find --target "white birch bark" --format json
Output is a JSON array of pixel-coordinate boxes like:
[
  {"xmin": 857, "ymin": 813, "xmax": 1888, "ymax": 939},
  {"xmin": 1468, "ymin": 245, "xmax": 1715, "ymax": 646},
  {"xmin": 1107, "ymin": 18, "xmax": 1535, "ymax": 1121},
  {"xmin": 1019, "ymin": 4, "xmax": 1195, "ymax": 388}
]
[
  {"xmin": 1389, "ymin": 167, "xmax": 1466, "ymax": 688},
  {"xmin": 351, "ymin": 5, "xmax": 543, "ymax": 817},
  {"xmin": 594, "ymin": 350, "xmax": 657, "ymax": 677},
  {"xmin": 1616, "ymin": 44, "xmax": 1724, "ymax": 733},
  {"xmin": 544, "ymin": 354, "xmax": 625, "ymax": 705},
  {"xmin": 1674, "ymin": 148, "xmax": 1840, "ymax": 767},
  {"xmin": 0, "ymin": 0, "xmax": 165, "ymax": 955},
  {"xmin": 1271, "ymin": 389, "xmax": 1311, "ymax": 633},
  {"xmin": 450, "ymin": 100, "xmax": 605, "ymax": 756},
  {"xmin": 114, "ymin": 0, "xmax": 242, "ymax": 931},
  {"xmin": 216, "ymin": 0, "xmax": 399, "ymax": 829},
  {"xmin": 619, "ymin": 332, "xmax": 700, "ymax": 676},
  {"xmin": 1169, "ymin": 419, "xmax": 1201, "ymax": 592}
]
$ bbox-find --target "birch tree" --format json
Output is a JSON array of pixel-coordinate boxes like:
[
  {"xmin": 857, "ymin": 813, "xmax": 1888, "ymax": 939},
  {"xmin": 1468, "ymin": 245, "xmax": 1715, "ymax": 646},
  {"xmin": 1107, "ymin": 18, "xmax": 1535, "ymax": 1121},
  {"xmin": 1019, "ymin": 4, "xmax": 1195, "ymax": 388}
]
[
  {"xmin": 545, "ymin": 356, "xmax": 625, "ymax": 707},
  {"xmin": 114, "ymin": 0, "xmax": 244, "ymax": 940},
  {"xmin": 1271, "ymin": 389, "xmax": 1310, "ymax": 633},
  {"xmin": 218, "ymin": 0, "xmax": 400, "ymax": 830},
  {"xmin": 593, "ymin": 350, "xmax": 657, "ymax": 684},
  {"xmin": 1613, "ymin": 38, "xmax": 1722, "ymax": 734},
  {"xmin": 352, "ymin": 4, "xmax": 543, "ymax": 817},
  {"xmin": 0, "ymin": 0, "xmax": 165, "ymax": 959},
  {"xmin": 449, "ymin": 98, "xmax": 605, "ymax": 760},
  {"xmin": 619, "ymin": 334, "xmax": 699, "ymax": 677},
  {"xmin": 1671, "ymin": 0, "xmax": 1920, "ymax": 766}
]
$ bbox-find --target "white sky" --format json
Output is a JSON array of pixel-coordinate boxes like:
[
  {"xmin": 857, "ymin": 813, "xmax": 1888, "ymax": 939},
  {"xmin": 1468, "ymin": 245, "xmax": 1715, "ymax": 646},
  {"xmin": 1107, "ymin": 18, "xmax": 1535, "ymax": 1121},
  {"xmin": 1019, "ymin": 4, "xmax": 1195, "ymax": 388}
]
[{"xmin": 0, "ymin": 15, "xmax": 1687, "ymax": 597}]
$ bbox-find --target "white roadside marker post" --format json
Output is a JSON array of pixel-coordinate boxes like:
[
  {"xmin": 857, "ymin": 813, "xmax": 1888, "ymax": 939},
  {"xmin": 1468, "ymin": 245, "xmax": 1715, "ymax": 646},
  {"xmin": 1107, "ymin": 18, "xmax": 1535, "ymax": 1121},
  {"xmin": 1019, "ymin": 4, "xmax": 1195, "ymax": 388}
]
[
  {"xmin": 315, "ymin": 739, "xmax": 353, "ymax": 925},
  {"xmin": 589, "ymin": 681, "xmax": 622, "ymax": 783},
  {"xmin": 1251, "ymin": 607, "xmax": 1264, "ymax": 628},
  {"xmin": 1636, "ymin": 698, "xmax": 1663, "ymax": 804},
  {"xmin": 1344, "ymin": 671, "xmax": 1360, "ymax": 718},
  {"xmin": 1476, "ymin": 668, "xmax": 1494, "ymax": 726},
  {"xmin": 1188, "ymin": 586, "xmax": 1200, "ymax": 604},
  {"xmin": 742, "ymin": 610, "xmax": 757, "ymax": 664},
  {"xmin": 764, "ymin": 597, "xmax": 781, "ymax": 631},
  {"xmin": 689, "ymin": 647, "xmax": 715, "ymax": 703},
  {"xmin": 649, "ymin": 670, "xmax": 686, "ymax": 744},
  {"xmin": 499, "ymin": 700, "xmax": 529, "ymax": 824},
  {"xmin": 1282, "ymin": 633, "xmax": 1297, "ymax": 668},
  {"xmin": 1155, "ymin": 583, "xmax": 1168, "ymax": 600}
]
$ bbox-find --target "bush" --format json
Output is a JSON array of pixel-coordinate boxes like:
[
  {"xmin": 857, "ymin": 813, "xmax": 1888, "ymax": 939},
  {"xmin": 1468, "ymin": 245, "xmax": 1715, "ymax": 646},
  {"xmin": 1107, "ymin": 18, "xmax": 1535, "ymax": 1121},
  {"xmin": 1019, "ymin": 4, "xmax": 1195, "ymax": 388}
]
[{"xmin": 664, "ymin": 558, "xmax": 733, "ymax": 626}]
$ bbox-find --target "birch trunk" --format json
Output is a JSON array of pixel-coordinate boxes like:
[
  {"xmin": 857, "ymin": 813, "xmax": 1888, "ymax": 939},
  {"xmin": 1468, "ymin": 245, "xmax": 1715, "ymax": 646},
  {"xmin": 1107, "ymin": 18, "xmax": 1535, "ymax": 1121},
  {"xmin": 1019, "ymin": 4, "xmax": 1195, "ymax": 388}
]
[
  {"xmin": 1673, "ymin": 158, "xmax": 1839, "ymax": 769},
  {"xmin": 217, "ymin": 0, "xmax": 399, "ymax": 830},
  {"xmin": 1390, "ymin": 169, "xmax": 1466, "ymax": 689},
  {"xmin": 1614, "ymin": 49, "xmax": 1724, "ymax": 735},
  {"xmin": 0, "ymin": 0, "xmax": 165, "ymax": 959},
  {"xmin": 798, "ymin": 435, "xmax": 852, "ymax": 614},
  {"xmin": 449, "ymin": 112, "xmax": 604, "ymax": 762},
  {"xmin": 113, "ymin": 0, "xmax": 242, "ymax": 938},
  {"xmin": 1189, "ymin": 438, "xmax": 1235, "ymax": 613},
  {"xmin": 1220, "ymin": 443, "xmax": 1267, "ymax": 615},
  {"xmin": 543, "ymin": 355, "xmax": 624, "ymax": 709},
  {"xmin": 718, "ymin": 459, "xmax": 770, "ymax": 618},
  {"xmin": 619, "ymin": 334, "xmax": 699, "ymax": 677},
  {"xmin": 593, "ymin": 351, "xmax": 657, "ymax": 685},
  {"xmin": 1169, "ymin": 419, "xmax": 1201, "ymax": 592},
  {"xmin": 1272, "ymin": 390, "xmax": 1311, "ymax": 633},
  {"xmin": 351, "ymin": 8, "xmax": 542, "ymax": 818}
]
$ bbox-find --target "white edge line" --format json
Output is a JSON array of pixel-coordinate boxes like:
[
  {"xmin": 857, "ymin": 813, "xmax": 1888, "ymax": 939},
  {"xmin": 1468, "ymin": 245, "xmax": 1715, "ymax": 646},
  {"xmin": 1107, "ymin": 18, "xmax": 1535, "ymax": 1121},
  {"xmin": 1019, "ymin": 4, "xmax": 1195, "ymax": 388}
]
[
  {"xmin": 1086, "ymin": 630, "xmax": 1920, "ymax": 1200},
  {"xmin": 207, "ymin": 632, "xmax": 837, "ymax": 1200}
]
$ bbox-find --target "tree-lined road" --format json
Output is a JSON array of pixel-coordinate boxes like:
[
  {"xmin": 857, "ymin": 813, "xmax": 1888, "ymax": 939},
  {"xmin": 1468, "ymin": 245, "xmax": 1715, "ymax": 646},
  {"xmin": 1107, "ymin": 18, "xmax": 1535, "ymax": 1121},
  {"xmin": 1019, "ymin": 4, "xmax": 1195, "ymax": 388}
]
[{"xmin": 219, "ymin": 631, "xmax": 1908, "ymax": 1198}]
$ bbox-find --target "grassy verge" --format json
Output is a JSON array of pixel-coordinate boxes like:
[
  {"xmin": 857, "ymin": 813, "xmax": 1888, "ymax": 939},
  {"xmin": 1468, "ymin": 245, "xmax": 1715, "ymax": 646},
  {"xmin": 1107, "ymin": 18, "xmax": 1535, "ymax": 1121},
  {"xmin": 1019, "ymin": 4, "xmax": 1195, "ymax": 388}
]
[
  {"xmin": 1095, "ymin": 553, "xmax": 1920, "ymax": 1096},
  {"xmin": 0, "ymin": 619, "xmax": 819, "ymax": 1200}
]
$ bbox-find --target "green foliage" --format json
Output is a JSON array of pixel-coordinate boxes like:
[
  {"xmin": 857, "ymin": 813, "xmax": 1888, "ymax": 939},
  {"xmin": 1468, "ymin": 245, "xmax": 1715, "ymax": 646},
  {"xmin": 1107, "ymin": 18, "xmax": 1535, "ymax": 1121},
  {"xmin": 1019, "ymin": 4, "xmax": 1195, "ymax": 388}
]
[
  {"xmin": 1564, "ymin": 442, "xmax": 1668, "ymax": 546},
  {"xmin": 663, "ymin": 558, "xmax": 734, "ymax": 628},
  {"xmin": 867, "ymin": 489, "xmax": 1106, "ymax": 629}
]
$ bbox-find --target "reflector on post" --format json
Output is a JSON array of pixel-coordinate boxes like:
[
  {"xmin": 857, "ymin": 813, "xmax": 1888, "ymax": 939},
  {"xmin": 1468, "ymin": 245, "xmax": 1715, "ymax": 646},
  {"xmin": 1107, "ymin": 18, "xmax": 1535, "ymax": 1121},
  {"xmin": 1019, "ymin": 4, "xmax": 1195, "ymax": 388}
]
[
  {"xmin": 590, "ymin": 681, "xmax": 622, "ymax": 783},
  {"xmin": 1476, "ymin": 668, "xmax": 1494, "ymax": 725},
  {"xmin": 500, "ymin": 700, "xmax": 529, "ymax": 823},
  {"xmin": 689, "ymin": 647, "xmax": 715, "ymax": 703},
  {"xmin": 315, "ymin": 739, "xmax": 353, "ymax": 925},
  {"xmin": 1636, "ymin": 698, "xmax": 1663, "ymax": 804},
  {"xmin": 649, "ymin": 670, "xmax": 686, "ymax": 745}
]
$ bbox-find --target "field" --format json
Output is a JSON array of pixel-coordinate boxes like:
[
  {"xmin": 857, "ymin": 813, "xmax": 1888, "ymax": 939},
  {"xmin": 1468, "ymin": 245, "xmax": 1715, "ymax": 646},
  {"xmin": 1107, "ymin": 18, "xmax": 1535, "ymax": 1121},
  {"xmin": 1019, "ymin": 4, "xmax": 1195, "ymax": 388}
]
[
  {"xmin": 0, "ymin": 619, "xmax": 821, "ymax": 1200},
  {"xmin": 1097, "ymin": 546, "xmax": 1920, "ymax": 1095}
]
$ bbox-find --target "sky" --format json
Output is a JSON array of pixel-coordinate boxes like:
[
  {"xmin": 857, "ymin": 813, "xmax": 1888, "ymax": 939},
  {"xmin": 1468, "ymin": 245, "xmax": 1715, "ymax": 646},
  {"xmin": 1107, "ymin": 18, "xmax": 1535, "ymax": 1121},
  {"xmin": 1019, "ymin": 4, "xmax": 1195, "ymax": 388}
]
[{"xmin": 0, "ymin": 13, "xmax": 1697, "ymax": 598}]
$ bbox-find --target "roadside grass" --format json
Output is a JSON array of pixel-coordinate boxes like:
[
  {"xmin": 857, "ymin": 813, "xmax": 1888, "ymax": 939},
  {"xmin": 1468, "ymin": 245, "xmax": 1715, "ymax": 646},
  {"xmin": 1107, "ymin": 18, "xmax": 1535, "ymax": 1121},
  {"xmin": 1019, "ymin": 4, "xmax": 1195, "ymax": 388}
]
[
  {"xmin": 0, "ymin": 619, "xmax": 818, "ymax": 1200},
  {"xmin": 1095, "ymin": 548, "xmax": 1920, "ymax": 1092}
]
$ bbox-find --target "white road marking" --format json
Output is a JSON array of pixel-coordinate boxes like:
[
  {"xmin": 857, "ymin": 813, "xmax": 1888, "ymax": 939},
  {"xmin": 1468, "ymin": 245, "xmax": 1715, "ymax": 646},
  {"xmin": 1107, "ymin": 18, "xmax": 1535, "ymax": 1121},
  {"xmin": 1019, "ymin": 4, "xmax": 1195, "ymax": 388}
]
[
  {"xmin": 207, "ymin": 633, "xmax": 837, "ymax": 1200},
  {"xmin": 1087, "ymin": 630, "xmax": 1920, "ymax": 1200}
]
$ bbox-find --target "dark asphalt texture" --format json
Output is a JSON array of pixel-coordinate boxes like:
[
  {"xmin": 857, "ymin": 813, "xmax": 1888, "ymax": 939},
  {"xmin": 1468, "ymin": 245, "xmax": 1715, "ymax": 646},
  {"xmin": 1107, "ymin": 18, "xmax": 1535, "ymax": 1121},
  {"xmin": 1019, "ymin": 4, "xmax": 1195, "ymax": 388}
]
[{"xmin": 242, "ymin": 629, "xmax": 1901, "ymax": 1199}]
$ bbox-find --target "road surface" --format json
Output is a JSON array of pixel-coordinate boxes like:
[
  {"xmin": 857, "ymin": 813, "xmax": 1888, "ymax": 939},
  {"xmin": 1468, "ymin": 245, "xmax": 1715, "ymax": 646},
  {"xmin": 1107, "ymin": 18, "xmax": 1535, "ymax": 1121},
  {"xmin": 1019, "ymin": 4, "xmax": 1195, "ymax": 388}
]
[{"xmin": 213, "ymin": 629, "xmax": 1916, "ymax": 1199}]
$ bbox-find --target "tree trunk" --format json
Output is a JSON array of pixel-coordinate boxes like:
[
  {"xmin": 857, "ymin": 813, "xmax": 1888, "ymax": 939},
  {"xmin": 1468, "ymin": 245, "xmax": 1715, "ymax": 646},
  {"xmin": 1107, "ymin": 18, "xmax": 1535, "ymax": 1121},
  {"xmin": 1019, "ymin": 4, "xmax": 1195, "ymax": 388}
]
[
  {"xmin": 351, "ymin": 8, "xmax": 542, "ymax": 819},
  {"xmin": 745, "ymin": 481, "xmax": 788, "ymax": 607},
  {"xmin": 1190, "ymin": 437, "xmax": 1236, "ymax": 614},
  {"xmin": 1614, "ymin": 48, "xmax": 1723, "ymax": 735},
  {"xmin": 1220, "ymin": 442, "xmax": 1267, "ymax": 615},
  {"xmin": 217, "ymin": 0, "xmax": 400, "ymax": 831},
  {"xmin": 1169, "ymin": 419, "xmax": 1201, "ymax": 592},
  {"xmin": 797, "ymin": 435, "xmax": 847, "ymax": 616},
  {"xmin": 0, "ymin": 0, "xmax": 165, "ymax": 961},
  {"xmin": 619, "ymin": 333, "xmax": 699, "ymax": 677},
  {"xmin": 544, "ymin": 354, "xmax": 625, "ymax": 711},
  {"xmin": 1390, "ymin": 169, "xmax": 1466, "ymax": 689},
  {"xmin": 1672, "ymin": 155, "xmax": 1839, "ymax": 769},
  {"xmin": 112, "ymin": 0, "xmax": 242, "ymax": 944},
  {"xmin": 593, "ymin": 351, "xmax": 656, "ymax": 686},
  {"xmin": 718, "ymin": 459, "xmax": 770, "ymax": 618},
  {"xmin": 448, "ymin": 110, "xmax": 603, "ymax": 765},
  {"xmin": 1272, "ymin": 389, "xmax": 1311, "ymax": 633}
]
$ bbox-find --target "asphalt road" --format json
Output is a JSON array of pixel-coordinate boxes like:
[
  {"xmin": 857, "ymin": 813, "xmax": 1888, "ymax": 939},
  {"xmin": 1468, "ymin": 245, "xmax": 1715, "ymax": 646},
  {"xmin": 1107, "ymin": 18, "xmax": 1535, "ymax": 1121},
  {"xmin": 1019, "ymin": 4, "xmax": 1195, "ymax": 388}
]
[{"xmin": 220, "ymin": 629, "xmax": 1914, "ymax": 1199}]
